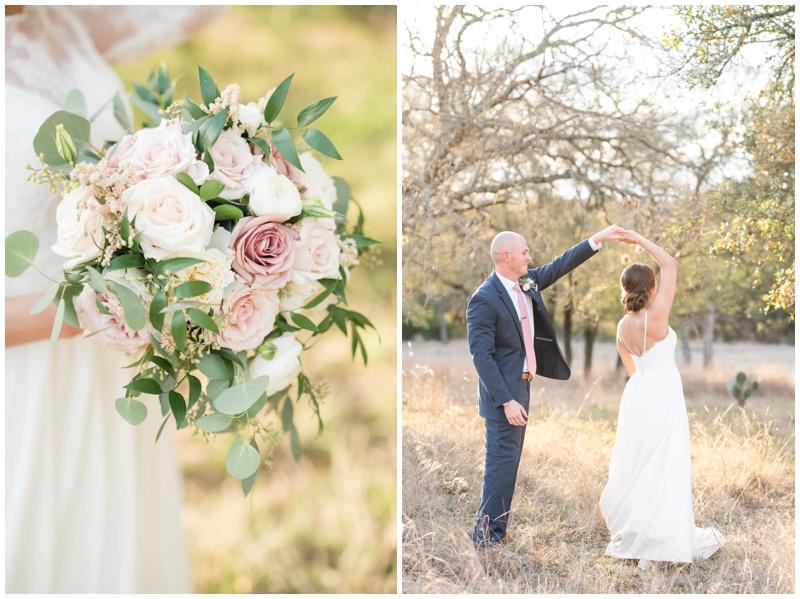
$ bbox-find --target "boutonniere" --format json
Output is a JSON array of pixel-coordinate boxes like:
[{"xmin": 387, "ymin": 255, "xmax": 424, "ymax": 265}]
[{"xmin": 519, "ymin": 277, "xmax": 537, "ymax": 293}]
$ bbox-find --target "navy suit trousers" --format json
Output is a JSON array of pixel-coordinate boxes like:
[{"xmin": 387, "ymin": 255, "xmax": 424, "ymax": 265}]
[{"xmin": 472, "ymin": 378, "xmax": 530, "ymax": 545}]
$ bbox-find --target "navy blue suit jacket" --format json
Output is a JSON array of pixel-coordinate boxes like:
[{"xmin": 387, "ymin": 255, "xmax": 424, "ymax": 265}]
[{"xmin": 467, "ymin": 239, "xmax": 597, "ymax": 421}]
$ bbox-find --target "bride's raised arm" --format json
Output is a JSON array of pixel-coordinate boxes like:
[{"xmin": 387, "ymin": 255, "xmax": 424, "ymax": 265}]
[{"xmin": 616, "ymin": 230, "xmax": 677, "ymax": 323}]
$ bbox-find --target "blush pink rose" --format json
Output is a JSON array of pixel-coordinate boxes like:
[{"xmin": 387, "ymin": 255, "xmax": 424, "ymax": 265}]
[
  {"xmin": 267, "ymin": 138, "xmax": 303, "ymax": 187},
  {"xmin": 209, "ymin": 278, "xmax": 280, "ymax": 352},
  {"xmin": 73, "ymin": 285, "xmax": 151, "ymax": 352},
  {"xmin": 207, "ymin": 128, "xmax": 259, "ymax": 200},
  {"xmin": 229, "ymin": 216, "xmax": 298, "ymax": 288},
  {"xmin": 106, "ymin": 133, "xmax": 139, "ymax": 171}
]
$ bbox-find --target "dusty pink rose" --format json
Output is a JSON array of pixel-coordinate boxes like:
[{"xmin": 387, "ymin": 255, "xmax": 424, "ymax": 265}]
[
  {"xmin": 229, "ymin": 216, "xmax": 298, "ymax": 288},
  {"xmin": 73, "ymin": 285, "xmax": 151, "ymax": 352},
  {"xmin": 268, "ymin": 138, "xmax": 303, "ymax": 187},
  {"xmin": 210, "ymin": 278, "xmax": 280, "ymax": 352}
]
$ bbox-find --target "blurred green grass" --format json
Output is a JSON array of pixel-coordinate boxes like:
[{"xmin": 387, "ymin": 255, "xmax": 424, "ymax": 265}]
[{"xmin": 114, "ymin": 6, "xmax": 397, "ymax": 593}]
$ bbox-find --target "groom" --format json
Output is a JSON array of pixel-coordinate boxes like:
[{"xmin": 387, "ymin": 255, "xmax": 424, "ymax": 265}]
[{"xmin": 467, "ymin": 225, "xmax": 621, "ymax": 546}]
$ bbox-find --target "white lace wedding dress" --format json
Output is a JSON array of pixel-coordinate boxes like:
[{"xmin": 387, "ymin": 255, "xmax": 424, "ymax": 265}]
[
  {"xmin": 5, "ymin": 6, "xmax": 221, "ymax": 593},
  {"xmin": 599, "ymin": 312, "xmax": 725, "ymax": 563}
]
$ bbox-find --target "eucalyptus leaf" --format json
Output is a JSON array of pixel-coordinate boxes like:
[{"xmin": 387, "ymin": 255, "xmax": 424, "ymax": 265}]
[
  {"xmin": 303, "ymin": 128, "xmax": 342, "ymax": 160},
  {"xmin": 206, "ymin": 378, "xmax": 231, "ymax": 402},
  {"xmin": 50, "ymin": 299, "xmax": 65, "ymax": 344},
  {"xmin": 171, "ymin": 310, "xmax": 186, "ymax": 352},
  {"xmin": 149, "ymin": 290, "xmax": 167, "ymax": 331},
  {"xmin": 105, "ymin": 253, "xmax": 145, "ymax": 272},
  {"xmin": 226, "ymin": 434, "xmax": 261, "ymax": 480},
  {"xmin": 296, "ymin": 96, "xmax": 337, "ymax": 127},
  {"xmin": 198, "ymin": 353, "xmax": 229, "ymax": 379},
  {"xmin": 33, "ymin": 111, "xmax": 91, "ymax": 168},
  {"xmin": 214, "ymin": 376, "xmax": 270, "ymax": 416},
  {"xmin": 196, "ymin": 413, "xmax": 234, "ymax": 433},
  {"xmin": 263, "ymin": 74, "xmax": 293, "ymax": 124},
  {"xmin": 109, "ymin": 282, "xmax": 147, "ymax": 331},
  {"xmin": 115, "ymin": 397, "xmax": 147, "ymax": 426},
  {"xmin": 29, "ymin": 283, "xmax": 60, "ymax": 315},
  {"xmin": 61, "ymin": 285, "xmax": 82, "ymax": 327},
  {"xmin": 133, "ymin": 82, "xmax": 159, "ymax": 104},
  {"xmin": 174, "ymin": 280, "xmax": 212, "ymax": 299},
  {"xmin": 169, "ymin": 390, "xmax": 186, "ymax": 428},
  {"xmin": 125, "ymin": 377, "xmax": 163, "ymax": 395},
  {"xmin": 146, "ymin": 355, "xmax": 175, "ymax": 376},
  {"xmin": 271, "ymin": 127, "xmax": 304, "ymax": 173},
  {"xmin": 153, "ymin": 256, "xmax": 206, "ymax": 276},
  {"xmin": 187, "ymin": 308, "xmax": 220, "ymax": 335},
  {"xmin": 5, "ymin": 231, "xmax": 39, "ymax": 277},
  {"xmin": 65, "ymin": 89, "xmax": 87, "ymax": 117},
  {"xmin": 84, "ymin": 265, "xmax": 107, "ymax": 295},
  {"xmin": 187, "ymin": 374, "xmax": 201, "ymax": 408}
]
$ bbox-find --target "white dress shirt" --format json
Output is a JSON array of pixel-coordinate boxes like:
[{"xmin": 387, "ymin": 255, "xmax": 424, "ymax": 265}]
[{"xmin": 497, "ymin": 237, "xmax": 601, "ymax": 373}]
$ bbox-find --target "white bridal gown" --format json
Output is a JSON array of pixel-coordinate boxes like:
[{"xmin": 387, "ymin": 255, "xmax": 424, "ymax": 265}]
[
  {"xmin": 5, "ymin": 6, "xmax": 220, "ymax": 593},
  {"xmin": 599, "ymin": 312, "xmax": 725, "ymax": 563}
]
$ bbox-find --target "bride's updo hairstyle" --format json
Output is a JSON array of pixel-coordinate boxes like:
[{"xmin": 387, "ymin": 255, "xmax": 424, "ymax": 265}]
[{"xmin": 620, "ymin": 263, "xmax": 655, "ymax": 313}]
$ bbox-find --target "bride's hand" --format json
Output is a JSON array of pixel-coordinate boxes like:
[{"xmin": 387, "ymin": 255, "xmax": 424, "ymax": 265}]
[{"xmin": 615, "ymin": 229, "xmax": 644, "ymax": 245}]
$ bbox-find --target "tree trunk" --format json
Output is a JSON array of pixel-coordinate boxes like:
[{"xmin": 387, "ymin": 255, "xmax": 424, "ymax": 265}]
[
  {"xmin": 584, "ymin": 319, "xmax": 599, "ymax": 377},
  {"xmin": 681, "ymin": 317, "xmax": 692, "ymax": 365},
  {"xmin": 703, "ymin": 304, "xmax": 715, "ymax": 368},
  {"xmin": 438, "ymin": 309, "xmax": 448, "ymax": 344}
]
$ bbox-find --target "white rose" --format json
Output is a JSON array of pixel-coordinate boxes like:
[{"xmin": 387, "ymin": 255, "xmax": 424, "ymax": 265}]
[
  {"xmin": 207, "ymin": 128, "xmax": 259, "ymax": 200},
  {"xmin": 122, "ymin": 178, "xmax": 215, "ymax": 260},
  {"xmin": 171, "ymin": 247, "xmax": 235, "ymax": 308},
  {"xmin": 292, "ymin": 217, "xmax": 341, "ymax": 283},
  {"xmin": 279, "ymin": 277, "xmax": 338, "ymax": 322},
  {"xmin": 52, "ymin": 187, "xmax": 105, "ymax": 268},
  {"xmin": 104, "ymin": 268, "xmax": 154, "ymax": 307},
  {"xmin": 246, "ymin": 165, "xmax": 302, "ymax": 222},
  {"xmin": 237, "ymin": 102, "xmax": 264, "ymax": 137},
  {"xmin": 298, "ymin": 152, "xmax": 337, "ymax": 209},
  {"xmin": 246, "ymin": 333, "xmax": 303, "ymax": 395},
  {"xmin": 125, "ymin": 120, "xmax": 204, "ymax": 180}
]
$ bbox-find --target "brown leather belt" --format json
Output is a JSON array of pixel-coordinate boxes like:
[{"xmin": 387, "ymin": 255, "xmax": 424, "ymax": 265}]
[{"xmin": 522, "ymin": 371, "xmax": 533, "ymax": 381}]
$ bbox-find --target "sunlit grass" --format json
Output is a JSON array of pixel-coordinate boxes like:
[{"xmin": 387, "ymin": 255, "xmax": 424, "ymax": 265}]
[
  {"xmin": 114, "ymin": 6, "xmax": 397, "ymax": 593},
  {"xmin": 402, "ymin": 340, "xmax": 794, "ymax": 594}
]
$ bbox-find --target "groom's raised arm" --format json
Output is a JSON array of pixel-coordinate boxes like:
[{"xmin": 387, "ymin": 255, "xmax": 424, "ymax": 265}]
[
  {"xmin": 534, "ymin": 225, "xmax": 622, "ymax": 291},
  {"xmin": 467, "ymin": 292, "xmax": 514, "ymax": 408}
]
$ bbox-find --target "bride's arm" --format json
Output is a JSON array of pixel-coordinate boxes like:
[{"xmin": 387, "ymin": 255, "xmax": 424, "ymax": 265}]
[
  {"xmin": 5, "ymin": 295, "xmax": 81, "ymax": 347},
  {"xmin": 617, "ymin": 230, "xmax": 677, "ymax": 321}
]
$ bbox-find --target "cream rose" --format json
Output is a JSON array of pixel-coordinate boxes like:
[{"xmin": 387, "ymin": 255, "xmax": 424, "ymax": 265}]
[
  {"xmin": 209, "ymin": 278, "xmax": 280, "ymax": 352},
  {"xmin": 171, "ymin": 247, "xmax": 234, "ymax": 308},
  {"xmin": 119, "ymin": 120, "xmax": 204, "ymax": 181},
  {"xmin": 237, "ymin": 102, "xmax": 264, "ymax": 137},
  {"xmin": 279, "ymin": 277, "xmax": 338, "ymax": 322},
  {"xmin": 246, "ymin": 165, "xmax": 302, "ymax": 222},
  {"xmin": 73, "ymin": 284, "xmax": 151, "ymax": 352},
  {"xmin": 52, "ymin": 186, "xmax": 106, "ymax": 268},
  {"xmin": 246, "ymin": 333, "xmax": 303, "ymax": 395},
  {"xmin": 298, "ymin": 152, "xmax": 338, "ymax": 209},
  {"xmin": 291, "ymin": 217, "xmax": 341, "ymax": 283},
  {"xmin": 207, "ymin": 128, "xmax": 259, "ymax": 200},
  {"xmin": 122, "ymin": 177, "xmax": 215, "ymax": 261}
]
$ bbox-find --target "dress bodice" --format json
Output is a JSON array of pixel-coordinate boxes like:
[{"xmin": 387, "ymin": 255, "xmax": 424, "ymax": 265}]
[{"xmin": 628, "ymin": 327, "xmax": 677, "ymax": 373}]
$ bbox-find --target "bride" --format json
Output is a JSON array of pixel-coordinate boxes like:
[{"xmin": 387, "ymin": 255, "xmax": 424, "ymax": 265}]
[
  {"xmin": 598, "ymin": 229, "xmax": 725, "ymax": 570},
  {"xmin": 5, "ymin": 6, "xmax": 221, "ymax": 592}
]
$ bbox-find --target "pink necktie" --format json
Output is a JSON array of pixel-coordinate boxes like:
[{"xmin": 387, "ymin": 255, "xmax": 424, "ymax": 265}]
[{"xmin": 513, "ymin": 283, "xmax": 536, "ymax": 376}]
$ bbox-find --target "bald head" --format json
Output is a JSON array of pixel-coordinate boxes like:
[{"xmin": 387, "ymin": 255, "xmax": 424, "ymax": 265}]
[
  {"xmin": 490, "ymin": 231, "xmax": 532, "ymax": 279},
  {"xmin": 490, "ymin": 232, "xmax": 525, "ymax": 264}
]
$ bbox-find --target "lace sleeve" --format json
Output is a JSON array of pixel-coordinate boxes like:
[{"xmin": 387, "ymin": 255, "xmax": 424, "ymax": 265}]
[{"xmin": 72, "ymin": 6, "xmax": 227, "ymax": 64}]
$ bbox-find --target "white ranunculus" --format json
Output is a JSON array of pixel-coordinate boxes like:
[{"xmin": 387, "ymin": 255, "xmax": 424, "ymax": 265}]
[
  {"xmin": 52, "ymin": 186, "xmax": 105, "ymax": 268},
  {"xmin": 247, "ymin": 333, "xmax": 303, "ymax": 395},
  {"xmin": 237, "ymin": 102, "xmax": 264, "ymax": 137},
  {"xmin": 246, "ymin": 165, "xmax": 302, "ymax": 222},
  {"xmin": 125, "ymin": 119, "xmax": 203, "ymax": 180},
  {"xmin": 171, "ymin": 247, "xmax": 235, "ymax": 308},
  {"xmin": 292, "ymin": 217, "xmax": 341, "ymax": 283},
  {"xmin": 298, "ymin": 152, "xmax": 338, "ymax": 209},
  {"xmin": 121, "ymin": 177, "xmax": 215, "ymax": 260},
  {"xmin": 207, "ymin": 128, "xmax": 259, "ymax": 200}
]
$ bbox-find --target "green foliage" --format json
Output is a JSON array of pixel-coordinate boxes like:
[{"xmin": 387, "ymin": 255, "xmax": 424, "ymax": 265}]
[
  {"xmin": 115, "ymin": 397, "xmax": 148, "ymax": 425},
  {"xmin": 226, "ymin": 434, "xmax": 262, "ymax": 479},
  {"xmin": 5, "ymin": 231, "xmax": 39, "ymax": 277},
  {"xmin": 726, "ymin": 371, "xmax": 760, "ymax": 407},
  {"xmin": 33, "ymin": 111, "xmax": 91, "ymax": 168}
]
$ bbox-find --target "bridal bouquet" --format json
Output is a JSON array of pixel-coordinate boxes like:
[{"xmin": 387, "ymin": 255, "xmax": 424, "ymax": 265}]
[{"xmin": 6, "ymin": 65, "xmax": 376, "ymax": 494}]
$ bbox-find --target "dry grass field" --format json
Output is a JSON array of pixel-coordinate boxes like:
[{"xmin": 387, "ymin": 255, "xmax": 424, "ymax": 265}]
[{"xmin": 402, "ymin": 338, "xmax": 795, "ymax": 594}]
